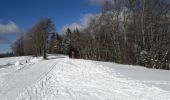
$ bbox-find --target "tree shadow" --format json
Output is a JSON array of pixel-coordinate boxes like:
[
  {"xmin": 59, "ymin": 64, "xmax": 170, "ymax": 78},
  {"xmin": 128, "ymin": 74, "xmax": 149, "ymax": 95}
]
[{"xmin": 0, "ymin": 63, "xmax": 12, "ymax": 69}]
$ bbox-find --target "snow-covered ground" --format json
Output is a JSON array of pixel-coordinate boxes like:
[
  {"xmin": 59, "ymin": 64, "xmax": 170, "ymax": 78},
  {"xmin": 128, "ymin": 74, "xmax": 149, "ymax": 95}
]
[{"xmin": 0, "ymin": 55, "xmax": 170, "ymax": 100}]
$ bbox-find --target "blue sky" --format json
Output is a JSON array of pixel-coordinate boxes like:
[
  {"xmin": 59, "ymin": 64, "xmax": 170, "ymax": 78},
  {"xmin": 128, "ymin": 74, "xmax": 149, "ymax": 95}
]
[{"xmin": 0, "ymin": 0, "xmax": 102, "ymax": 53}]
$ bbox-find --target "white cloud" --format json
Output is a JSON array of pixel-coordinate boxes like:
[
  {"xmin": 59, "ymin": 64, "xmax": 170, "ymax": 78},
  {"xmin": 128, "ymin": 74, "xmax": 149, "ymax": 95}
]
[
  {"xmin": 0, "ymin": 21, "xmax": 22, "ymax": 45},
  {"xmin": 0, "ymin": 21, "xmax": 21, "ymax": 36},
  {"xmin": 61, "ymin": 14, "xmax": 97, "ymax": 34},
  {"xmin": 62, "ymin": 23, "xmax": 83, "ymax": 33},
  {"xmin": 0, "ymin": 20, "xmax": 22, "ymax": 53},
  {"xmin": 80, "ymin": 14, "xmax": 95, "ymax": 28}
]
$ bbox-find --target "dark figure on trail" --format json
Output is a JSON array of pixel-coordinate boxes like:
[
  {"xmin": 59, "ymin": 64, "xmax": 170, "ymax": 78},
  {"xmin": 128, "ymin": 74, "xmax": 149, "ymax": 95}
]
[{"xmin": 69, "ymin": 47, "xmax": 78, "ymax": 58}]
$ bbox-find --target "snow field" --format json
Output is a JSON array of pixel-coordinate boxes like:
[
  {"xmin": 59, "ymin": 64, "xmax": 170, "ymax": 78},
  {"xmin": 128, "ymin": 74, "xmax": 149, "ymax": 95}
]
[{"xmin": 15, "ymin": 58, "xmax": 170, "ymax": 100}]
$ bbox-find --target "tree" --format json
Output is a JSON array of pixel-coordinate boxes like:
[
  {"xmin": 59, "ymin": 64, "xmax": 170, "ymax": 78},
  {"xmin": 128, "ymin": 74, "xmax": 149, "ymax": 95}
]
[
  {"xmin": 49, "ymin": 32, "xmax": 58, "ymax": 54},
  {"xmin": 39, "ymin": 18, "xmax": 55, "ymax": 59},
  {"xmin": 62, "ymin": 0, "xmax": 170, "ymax": 69},
  {"xmin": 61, "ymin": 28, "xmax": 72, "ymax": 54},
  {"xmin": 25, "ymin": 18, "xmax": 55, "ymax": 59},
  {"xmin": 12, "ymin": 36, "xmax": 25, "ymax": 56}
]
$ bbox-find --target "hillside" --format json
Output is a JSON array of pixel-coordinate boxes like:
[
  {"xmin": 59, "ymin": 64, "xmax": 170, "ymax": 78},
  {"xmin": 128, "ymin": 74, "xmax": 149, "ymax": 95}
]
[{"xmin": 0, "ymin": 55, "xmax": 170, "ymax": 100}]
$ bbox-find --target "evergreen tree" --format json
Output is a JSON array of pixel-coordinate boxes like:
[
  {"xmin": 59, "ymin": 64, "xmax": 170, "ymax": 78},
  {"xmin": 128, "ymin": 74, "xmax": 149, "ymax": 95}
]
[
  {"xmin": 49, "ymin": 32, "xmax": 58, "ymax": 54},
  {"xmin": 62, "ymin": 28, "xmax": 72, "ymax": 54}
]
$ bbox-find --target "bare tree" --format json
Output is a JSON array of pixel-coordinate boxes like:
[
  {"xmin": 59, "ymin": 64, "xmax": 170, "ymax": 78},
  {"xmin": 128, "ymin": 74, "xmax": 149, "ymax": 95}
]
[
  {"xmin": 24, "ymin": 18, "xmax": 55, "ymax": 59},
  {"xmin": 12, "ymin": 36, "xmax": 24, "ymax": 56},
  {"xmin": 64, "ymin": 0, "xmax": 170, "ymax": 69}
]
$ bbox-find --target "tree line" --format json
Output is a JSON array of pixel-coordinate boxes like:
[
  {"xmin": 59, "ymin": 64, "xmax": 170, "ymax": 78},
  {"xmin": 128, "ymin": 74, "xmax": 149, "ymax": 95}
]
[
  {"xmin": 12, "ymin": 18, "xmax": 54, "ymax": 59},
  {"xmin": 0, "ymin": 52, "xmax": 13, "ymax": 58},
  {"xmin": 12, "ymin": 0, "xmax": 170, "ymax": 69}
]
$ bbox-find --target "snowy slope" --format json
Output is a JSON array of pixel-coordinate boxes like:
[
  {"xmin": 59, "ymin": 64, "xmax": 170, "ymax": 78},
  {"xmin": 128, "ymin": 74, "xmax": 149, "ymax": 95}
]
[{"xmin": 0, "ymin": 55, "xmax": 170, "ymax": 100}]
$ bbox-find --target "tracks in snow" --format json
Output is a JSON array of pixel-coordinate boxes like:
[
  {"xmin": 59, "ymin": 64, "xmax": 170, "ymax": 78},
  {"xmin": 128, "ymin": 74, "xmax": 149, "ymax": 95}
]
[
  {"xmin": 35, "ymin": 59, "xmax": 63, "ymax": 85},
  {"xmin": 15, "ymin": 59, "xmax": 170, "ymax": 100},
  {"xmin": 0, "ymin": 57, "xmax": 65, "ymax": 100},
  {"xmin": 15, "ymin": 58, "xmax": 64, "ymax": 100}
]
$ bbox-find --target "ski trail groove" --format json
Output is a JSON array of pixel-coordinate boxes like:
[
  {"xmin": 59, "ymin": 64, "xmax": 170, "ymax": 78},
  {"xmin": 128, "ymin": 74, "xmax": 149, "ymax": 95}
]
[
  {"xmin": 35, "ymin": 59, "xmax": 63, "ymax": 84},
  {"xmin": 15, "ymin": 58, "xmax": 64, "ymax": 100},
  {"xmin": 14, "ymin": 58, "xmax": 170, "ymax": 100}
]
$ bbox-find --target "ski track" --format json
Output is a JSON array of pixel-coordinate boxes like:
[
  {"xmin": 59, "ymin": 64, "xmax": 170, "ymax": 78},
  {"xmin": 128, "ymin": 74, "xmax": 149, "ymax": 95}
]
[
  {"xmin": 0, "ymin": 57, "xmax": 64, "ymax": 100},
  {"xmin": 14, "ymin": 58, "xmax": 170, "ymax": 100}
]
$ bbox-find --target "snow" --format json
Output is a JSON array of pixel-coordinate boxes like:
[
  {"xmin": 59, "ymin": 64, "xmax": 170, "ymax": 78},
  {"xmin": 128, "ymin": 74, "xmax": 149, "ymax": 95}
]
[
  {"xmin": 0, "ymin": 55, "xmax": 170, "ymax": 100},
  {"xmin": 15, "ymin": 61, "xmax": 21, "ymax": 66}
]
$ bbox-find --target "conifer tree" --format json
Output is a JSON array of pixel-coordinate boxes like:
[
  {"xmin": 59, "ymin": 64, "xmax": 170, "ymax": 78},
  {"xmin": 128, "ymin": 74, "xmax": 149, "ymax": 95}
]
[{"xmin": 49, "ymin": 32, "xmax": 58, "ymax": 54}]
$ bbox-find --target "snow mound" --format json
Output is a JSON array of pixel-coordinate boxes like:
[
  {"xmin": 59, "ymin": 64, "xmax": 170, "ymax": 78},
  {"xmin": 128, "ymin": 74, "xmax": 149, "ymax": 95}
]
[
  {"xmin": 15, "ymin": 61, "xmax": 21, "ymax": 66},
  {"xmin": 30, "ymin": 58, "xmax": 39, "ymax": 63},
  {"xmin": 0, "ymin": 56, "xmax": 29, "ymax": 66},
  {"xmin": 64, "ymin": 57, "xmax": 69, "ymax": 62}
]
